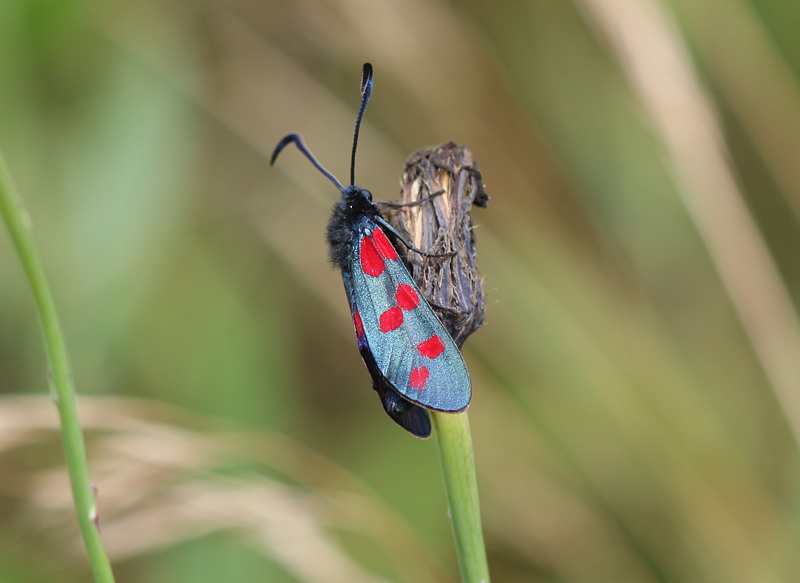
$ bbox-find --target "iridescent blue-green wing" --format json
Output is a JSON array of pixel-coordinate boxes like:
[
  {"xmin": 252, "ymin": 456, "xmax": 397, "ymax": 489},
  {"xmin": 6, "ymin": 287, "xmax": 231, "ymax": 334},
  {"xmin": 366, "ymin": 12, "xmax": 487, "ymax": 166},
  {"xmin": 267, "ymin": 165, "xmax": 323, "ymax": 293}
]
[{"xmin": 350, "ymin": 224, "xmax": 471, "ymax": 412}]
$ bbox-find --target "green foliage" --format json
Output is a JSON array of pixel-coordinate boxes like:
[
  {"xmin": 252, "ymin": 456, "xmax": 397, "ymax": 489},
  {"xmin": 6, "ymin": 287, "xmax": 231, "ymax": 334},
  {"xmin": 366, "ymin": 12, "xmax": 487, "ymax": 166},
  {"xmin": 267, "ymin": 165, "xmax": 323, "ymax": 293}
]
[{"xmin": 3, "ymin": 0, "xmax": 800, "ymax": 581}]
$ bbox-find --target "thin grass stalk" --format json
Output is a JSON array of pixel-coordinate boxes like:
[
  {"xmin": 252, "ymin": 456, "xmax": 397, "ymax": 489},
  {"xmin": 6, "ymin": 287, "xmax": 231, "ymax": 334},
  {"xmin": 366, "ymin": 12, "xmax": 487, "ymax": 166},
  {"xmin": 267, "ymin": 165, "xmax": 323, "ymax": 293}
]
[
  {"xmin": 391, "ymin": 143, "xmax": 490, "ymax": 582},
  {"xmin": 432, "ymin": 411, "xmax": 490, "ymax": 582},
  {"xmin": 0, "ymin": 154, "xmax": 116, "ymax": 583}
]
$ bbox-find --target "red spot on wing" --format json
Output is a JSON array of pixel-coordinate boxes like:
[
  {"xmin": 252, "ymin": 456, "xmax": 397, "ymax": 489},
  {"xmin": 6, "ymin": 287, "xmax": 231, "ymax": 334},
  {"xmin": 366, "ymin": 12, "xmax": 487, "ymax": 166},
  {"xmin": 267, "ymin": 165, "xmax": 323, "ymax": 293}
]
[
  {"xmin": 372, "ymin": 228, "xmax": 399, "ymax": 261},
  {"xmin": 418, "ymin": 335, "xmax": 445, "ymax": 359},
  {"xmin": 409, "ymin": 366, "xmax": 430, "ymax": 390},
  {"xmin": 380, "ymin": 307, "xmax": 404, "ymax": 332},
  {"xmin": 360, "ymin": 236, "xmax": 385, "ymax": 276},
  {"xmin": 353, "ymin": 310, "xmax": 365, "ymax": 339},
  {"xmin": 396, "ymin": 284, "xmax": 420, "ymax": 310}
]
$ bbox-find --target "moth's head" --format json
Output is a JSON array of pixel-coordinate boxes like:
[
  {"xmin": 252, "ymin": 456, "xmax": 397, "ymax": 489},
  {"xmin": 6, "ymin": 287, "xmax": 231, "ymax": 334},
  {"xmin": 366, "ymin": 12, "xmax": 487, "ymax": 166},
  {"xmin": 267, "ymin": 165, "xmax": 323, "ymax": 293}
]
[{"xmin": 343, "ymin": 186, "xmax": 373, "ymax": 212}]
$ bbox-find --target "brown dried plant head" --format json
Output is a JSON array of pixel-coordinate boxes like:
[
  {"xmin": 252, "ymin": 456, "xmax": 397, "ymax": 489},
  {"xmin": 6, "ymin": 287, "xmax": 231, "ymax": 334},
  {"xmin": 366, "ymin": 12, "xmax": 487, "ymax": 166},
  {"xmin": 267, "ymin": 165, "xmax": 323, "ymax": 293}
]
[{"xmin": 388, "ymin": 142, "xmax": 488, "ymax": 348}]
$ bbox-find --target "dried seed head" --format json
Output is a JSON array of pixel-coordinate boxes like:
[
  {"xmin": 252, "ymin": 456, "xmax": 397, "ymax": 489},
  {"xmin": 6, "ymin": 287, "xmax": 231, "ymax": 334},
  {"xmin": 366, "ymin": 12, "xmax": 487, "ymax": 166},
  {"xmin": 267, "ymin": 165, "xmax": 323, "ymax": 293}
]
[{"xmin": 388, "ymin": 142, "xmax": 488, "ymax": 348}]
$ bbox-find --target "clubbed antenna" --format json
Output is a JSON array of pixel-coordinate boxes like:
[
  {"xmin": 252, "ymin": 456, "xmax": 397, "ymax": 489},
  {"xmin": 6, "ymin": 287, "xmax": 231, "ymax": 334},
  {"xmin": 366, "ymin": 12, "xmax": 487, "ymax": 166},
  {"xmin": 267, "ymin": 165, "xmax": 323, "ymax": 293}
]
[
  {"xmin": 270, "ymin": 133, "xmax": 345, "ymax": 193},
  {"xmin": 350, "ymin": 63, "xmax": 373, "ymax": 186}
]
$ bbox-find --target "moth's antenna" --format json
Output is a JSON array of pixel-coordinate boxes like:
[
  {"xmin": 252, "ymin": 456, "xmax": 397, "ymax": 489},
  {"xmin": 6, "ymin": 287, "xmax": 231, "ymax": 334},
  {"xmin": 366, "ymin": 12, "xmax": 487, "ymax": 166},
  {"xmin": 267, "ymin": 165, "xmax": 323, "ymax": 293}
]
[
  {"xmin": 270, "ymin": 133, "xmax": 346, "ymax": 193},
  {"xmin": 350, "ymin": 63, "xmax": 373, "ymax": 186}
]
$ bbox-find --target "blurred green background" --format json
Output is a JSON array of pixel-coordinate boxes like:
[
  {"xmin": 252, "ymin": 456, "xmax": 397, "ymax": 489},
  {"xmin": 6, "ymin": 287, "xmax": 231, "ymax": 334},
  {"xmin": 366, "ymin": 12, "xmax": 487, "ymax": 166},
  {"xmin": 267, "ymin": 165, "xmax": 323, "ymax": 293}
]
[{"xmin": 3, "ymin": 0, "xmax": 800, "ymax": 581}]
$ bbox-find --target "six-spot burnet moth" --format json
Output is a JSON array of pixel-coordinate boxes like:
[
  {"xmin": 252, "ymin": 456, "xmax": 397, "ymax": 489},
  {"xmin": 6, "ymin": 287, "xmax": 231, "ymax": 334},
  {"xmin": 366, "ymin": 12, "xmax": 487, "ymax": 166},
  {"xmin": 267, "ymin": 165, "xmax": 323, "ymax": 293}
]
[{"xmin": 270, "ymin": 63, "xmax": 471, "ymax": 438}]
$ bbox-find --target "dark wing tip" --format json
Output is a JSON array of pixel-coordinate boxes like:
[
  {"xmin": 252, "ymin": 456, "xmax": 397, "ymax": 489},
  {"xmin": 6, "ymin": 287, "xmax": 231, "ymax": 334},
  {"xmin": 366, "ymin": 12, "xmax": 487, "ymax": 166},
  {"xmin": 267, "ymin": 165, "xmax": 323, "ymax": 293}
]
[{"xmin": 378, "ymin": 384, "xmax": 432, "ymax": 439}]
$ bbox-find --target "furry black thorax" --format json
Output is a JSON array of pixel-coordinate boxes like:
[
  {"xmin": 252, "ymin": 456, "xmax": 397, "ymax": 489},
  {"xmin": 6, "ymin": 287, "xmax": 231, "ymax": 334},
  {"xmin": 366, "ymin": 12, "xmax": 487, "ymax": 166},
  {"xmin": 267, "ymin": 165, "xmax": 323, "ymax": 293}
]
[{"xmin": 326, "ymin": 186, "xmax": 381, "ymax": 272}]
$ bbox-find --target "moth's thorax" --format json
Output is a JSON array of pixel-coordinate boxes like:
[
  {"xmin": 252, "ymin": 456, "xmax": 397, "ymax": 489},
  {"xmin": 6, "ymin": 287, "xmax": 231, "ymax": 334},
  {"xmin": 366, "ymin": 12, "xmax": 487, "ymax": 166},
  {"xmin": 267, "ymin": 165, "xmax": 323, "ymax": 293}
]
[{"xmin": 327, "ymin": 187, "xmax": 379, "ymax": 271}]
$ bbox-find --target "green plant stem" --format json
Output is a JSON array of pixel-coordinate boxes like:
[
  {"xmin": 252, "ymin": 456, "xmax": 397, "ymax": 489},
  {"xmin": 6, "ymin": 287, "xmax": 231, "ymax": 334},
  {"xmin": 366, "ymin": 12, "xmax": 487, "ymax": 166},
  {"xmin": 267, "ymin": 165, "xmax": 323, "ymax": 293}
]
[
  {"xmin": 432, "ymin": 411, "xmax": 490, "ymax": 583},
  {"xmin": 0, "ymin": 156, "xmax": 115, "ymax": 583}
]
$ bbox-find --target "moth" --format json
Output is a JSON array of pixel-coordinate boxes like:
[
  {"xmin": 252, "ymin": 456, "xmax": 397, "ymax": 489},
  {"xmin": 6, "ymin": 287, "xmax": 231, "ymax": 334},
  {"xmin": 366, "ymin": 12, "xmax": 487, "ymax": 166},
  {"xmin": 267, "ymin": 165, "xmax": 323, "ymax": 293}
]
[{"xmin": 271, "ymin": 64, "xmax": 471, "ymax": 438}]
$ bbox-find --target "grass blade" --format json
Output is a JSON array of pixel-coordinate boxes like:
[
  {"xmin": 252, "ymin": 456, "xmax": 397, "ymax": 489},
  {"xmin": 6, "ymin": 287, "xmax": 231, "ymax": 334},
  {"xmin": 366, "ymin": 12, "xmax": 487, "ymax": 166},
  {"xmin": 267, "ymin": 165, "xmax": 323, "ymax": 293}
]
[{"xmin": 0, "ymin": 154, "xmax": 116, "ymax": 583}]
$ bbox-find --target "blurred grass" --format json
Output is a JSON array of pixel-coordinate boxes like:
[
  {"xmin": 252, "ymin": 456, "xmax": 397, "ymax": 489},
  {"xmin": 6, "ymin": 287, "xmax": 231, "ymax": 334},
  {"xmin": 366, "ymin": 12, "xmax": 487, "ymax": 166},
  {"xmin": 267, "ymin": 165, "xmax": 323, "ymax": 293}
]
[{"xmin": 3, "ymin": 0, "xmax": 800, "ymax": 581}]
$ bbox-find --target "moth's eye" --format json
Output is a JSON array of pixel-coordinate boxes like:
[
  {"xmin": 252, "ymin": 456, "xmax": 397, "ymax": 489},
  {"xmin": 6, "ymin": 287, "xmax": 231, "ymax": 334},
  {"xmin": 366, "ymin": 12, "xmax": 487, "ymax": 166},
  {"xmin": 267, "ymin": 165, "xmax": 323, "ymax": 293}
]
[{"xmin": 362, "ymin": 189, "xmax": 373, "ymax": 202}]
